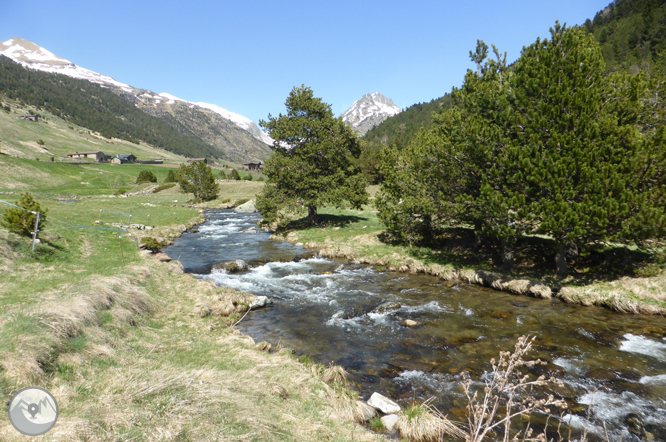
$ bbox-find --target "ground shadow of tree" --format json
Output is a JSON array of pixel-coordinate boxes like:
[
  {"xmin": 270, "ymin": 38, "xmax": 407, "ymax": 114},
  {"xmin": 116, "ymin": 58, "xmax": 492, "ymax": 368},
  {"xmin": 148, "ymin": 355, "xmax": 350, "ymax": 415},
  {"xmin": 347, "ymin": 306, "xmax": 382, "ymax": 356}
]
[
  {"xmin": 379, "ymin": 227, "xmax": 661, "ymax": 284},
  {"xmin": 283, "ymin": 213, "xmax": 369, "ymax": 231}
]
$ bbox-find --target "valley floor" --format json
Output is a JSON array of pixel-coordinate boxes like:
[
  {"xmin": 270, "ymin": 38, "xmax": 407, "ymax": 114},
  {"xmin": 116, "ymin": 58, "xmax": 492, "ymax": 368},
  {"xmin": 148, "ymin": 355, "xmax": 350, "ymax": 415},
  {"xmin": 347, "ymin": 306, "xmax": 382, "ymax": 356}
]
[{"xmin": 0, "ymin": 175, "xmax": 376, "ymax": 441}]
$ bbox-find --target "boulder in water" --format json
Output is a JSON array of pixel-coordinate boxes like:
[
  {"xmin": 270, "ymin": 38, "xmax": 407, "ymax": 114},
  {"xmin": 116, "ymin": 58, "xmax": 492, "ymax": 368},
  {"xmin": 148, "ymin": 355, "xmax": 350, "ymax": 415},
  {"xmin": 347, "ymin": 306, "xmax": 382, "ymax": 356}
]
[
  {"xmin": 372, "ymin": 301, "xmax": 401, "ymax": 314},
  {"xmin": 250, "ymin": 295, "xmax": 272, "ymax": 309},
  {"xmin": 215, "ymin": 259, "xmax": 249, "ymax": 273},
  {"xmin": 401, "ymin": 319, "xmax": 419, "ymax": 327},
  {"xmin": 234, "ymin": 200, "xmax": 256, "ymax": 213}
]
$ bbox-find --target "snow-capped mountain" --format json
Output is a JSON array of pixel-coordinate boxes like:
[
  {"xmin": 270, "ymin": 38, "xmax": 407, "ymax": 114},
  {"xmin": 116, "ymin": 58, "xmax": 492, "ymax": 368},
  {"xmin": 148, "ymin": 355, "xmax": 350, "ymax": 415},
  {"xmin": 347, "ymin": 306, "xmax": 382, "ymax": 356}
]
[
  {"xmin": 341, "ymin": 93, "xmax": 401, "ymax": 136},
  {"xmin": 0, "ymin": 37, "xmax": 273, "ymax": 158}
]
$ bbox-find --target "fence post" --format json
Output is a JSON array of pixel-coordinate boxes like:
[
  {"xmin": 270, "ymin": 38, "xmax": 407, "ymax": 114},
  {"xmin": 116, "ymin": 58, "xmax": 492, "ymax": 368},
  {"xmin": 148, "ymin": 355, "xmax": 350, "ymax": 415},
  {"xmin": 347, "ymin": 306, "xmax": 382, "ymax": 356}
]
[{"xmin": 31, "ymin": 211, "xmax": 40, "ymax": 252}]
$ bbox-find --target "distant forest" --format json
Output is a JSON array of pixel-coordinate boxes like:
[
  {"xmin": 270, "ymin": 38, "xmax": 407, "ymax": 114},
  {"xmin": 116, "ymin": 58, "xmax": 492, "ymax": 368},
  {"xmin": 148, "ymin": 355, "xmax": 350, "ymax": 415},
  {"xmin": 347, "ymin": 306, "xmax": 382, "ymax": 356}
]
[
  {"xmin": 585, "ymin": 0, "xmax": 666, "ymax": 72},
  {"xmin": 364, "ymin": 0, "xmax": 666, "ymax": 151},
  {"xmin": 0, "ymin": 55, "xmax": 219, "ymax": 159}
]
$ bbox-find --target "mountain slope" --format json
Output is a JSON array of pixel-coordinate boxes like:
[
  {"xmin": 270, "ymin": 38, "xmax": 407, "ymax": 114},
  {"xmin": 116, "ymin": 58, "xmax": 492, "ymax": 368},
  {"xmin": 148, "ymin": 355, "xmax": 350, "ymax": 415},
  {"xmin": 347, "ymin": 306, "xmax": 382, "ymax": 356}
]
[
  {"xmin": 0, "ymin": 38, "xmax": 272, "ymax": 162},
  {"xmin": 0, "ymin": 54, "xmax": 220, "ymax": 158},
  {"xmin": 584, "ymin": 0, "xmax": 666, "ymax": 72},
  {"xmin": 361, "ymin": 94, "xmax": 453, "ymax": 150},
  {"xmin": 341, "ymin": 93, "xmax": 401, "ymax": 136}
]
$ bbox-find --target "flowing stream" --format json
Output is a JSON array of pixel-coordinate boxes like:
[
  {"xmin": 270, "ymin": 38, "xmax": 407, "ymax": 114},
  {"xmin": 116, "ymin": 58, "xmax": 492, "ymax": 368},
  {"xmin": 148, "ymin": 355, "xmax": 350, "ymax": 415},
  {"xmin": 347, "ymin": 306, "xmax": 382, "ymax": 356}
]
[{"xmin": 165, "ymin": 210, "xmax": 666, "ymax": 441}]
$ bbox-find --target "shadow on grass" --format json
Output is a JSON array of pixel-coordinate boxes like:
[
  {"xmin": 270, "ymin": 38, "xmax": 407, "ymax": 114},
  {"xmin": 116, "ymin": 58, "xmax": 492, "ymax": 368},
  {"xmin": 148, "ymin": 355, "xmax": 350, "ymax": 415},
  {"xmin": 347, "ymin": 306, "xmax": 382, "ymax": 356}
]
[
  {"xmin": 283, "ymin": 213, "xmax": 369, "ymax": 231},
  {"xmin": 379, "ymin": 227, "xmax": 663, "ymax": 284}
]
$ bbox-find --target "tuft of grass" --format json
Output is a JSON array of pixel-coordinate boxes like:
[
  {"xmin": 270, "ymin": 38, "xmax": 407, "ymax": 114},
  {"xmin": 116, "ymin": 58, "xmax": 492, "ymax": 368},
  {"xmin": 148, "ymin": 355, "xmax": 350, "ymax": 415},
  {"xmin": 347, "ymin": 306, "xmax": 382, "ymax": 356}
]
[
  {"xmin": 370, "ymin": 416, "xmax": 385, "ymax": 433},
  {"xmin": 396, "ymin": 402, "xmax": 465, "ymax": 442},
  {"xmin": 321, "ymin": 364, "xmax": 348, "ymax": 385}
]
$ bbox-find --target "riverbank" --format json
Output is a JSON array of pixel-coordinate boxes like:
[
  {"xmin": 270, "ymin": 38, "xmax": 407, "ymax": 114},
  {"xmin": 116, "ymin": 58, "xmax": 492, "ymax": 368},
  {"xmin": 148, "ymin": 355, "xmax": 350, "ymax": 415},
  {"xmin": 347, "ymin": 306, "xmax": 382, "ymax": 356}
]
[
  {"xmin": 0, "ymin": 191, "xmax": 378, "ymax": 441},
  {"xmin": 270, "ymin": 204, "xmax": 666, "ymax": 316}
]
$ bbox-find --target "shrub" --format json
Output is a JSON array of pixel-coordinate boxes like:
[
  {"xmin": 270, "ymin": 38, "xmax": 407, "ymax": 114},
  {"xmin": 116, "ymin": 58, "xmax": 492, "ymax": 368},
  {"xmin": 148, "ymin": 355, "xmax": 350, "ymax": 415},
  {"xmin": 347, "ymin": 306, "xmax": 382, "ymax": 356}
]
[
  {"xmin": 37, "ymin": 139, "xmax": 45, "ymax": 146},
  {"xmin": 230, "ymin": 169, "xmax": 241, "ymax": 180},
  {"xmin": 219, "ymin": 170, "xmax": 227, "ymax": 180},
  {"xmin": 136, "ymin": 170, "xmax": 157, "ymax": 184},
  {"xmin": 242, "ymin": 173, "xmax": 253, "ymax": 181},
  {"xmin": 1, "ymin": 192, "xmax": 48, "ymax": 238},
  {"xmin": 140, "ymin": 237, "xmax": 163, "ymax": 252},
  {"xmin": 178, "ymin": 161, "xmax": 219, "ymax": 202},
  {"xmin": 114, "ymin": 188, "xmax": 128, "ymax": 196},
  {"xmin": 257, "ymin": 176, "xmax": 265, "ymax": 182},
  {"xmin": 152, "ymin": 183, "xmax": 176, "ymax": 193},
  {"xmin": 164, "ymin": 169, "xmax": 179, "ymax": 183},
  {"xmin": 3, "ymin": 105, "xmax": 10, "ymax": 113}
]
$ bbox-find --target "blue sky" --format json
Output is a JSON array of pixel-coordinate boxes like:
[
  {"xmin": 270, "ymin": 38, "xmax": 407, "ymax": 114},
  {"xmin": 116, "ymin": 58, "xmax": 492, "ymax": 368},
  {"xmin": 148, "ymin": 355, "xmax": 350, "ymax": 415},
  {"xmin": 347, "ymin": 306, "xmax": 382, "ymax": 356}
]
[{"xmin": 1, "ymin": 1, "xmax": 610, "ymax": 126}]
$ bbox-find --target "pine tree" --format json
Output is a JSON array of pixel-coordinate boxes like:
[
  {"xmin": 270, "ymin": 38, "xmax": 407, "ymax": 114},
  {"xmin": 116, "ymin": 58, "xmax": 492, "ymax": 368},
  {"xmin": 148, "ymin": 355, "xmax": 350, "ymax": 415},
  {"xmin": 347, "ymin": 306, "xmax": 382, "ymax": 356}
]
[
  {"xmin": 1, "ymin": 192, "xmax": 47, "ymax": 238},
  {"xmin": 513, "ymin": 22, "xmax": 653, "ymax": 276},
  {"xmin": 178, "ymin": 161, "xmax": 219, "ymax": 203},
  {"xmin": 257, "ymin": 86, "xmax": 368, "ymax": 226}
]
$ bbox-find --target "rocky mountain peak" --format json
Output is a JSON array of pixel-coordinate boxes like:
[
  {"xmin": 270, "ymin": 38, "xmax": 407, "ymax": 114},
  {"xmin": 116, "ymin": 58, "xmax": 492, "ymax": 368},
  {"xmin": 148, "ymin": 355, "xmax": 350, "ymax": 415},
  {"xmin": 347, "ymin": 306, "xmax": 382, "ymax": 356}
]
[{"xmin": 341, "ymin": 92, "xmax": 401, "ymax": 136}]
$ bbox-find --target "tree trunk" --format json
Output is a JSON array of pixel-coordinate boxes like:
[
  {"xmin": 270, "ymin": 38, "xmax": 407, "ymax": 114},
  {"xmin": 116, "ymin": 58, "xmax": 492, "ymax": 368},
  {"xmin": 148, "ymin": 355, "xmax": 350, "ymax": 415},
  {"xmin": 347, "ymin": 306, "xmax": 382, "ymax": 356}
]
[
  {"xmin": 307, "ymin": 206, "xmax": 318, "ymax": 226},
  {"xmin": 501, "ymin": 238, "xmax": 514, "ymax": 272},
  {"xmin": 556, "ymin": 242, "xmax": 568, "ymax": 278},
  {"xmin": 473, "ymin": 220, "xmax": 483, "ymax": 252}
]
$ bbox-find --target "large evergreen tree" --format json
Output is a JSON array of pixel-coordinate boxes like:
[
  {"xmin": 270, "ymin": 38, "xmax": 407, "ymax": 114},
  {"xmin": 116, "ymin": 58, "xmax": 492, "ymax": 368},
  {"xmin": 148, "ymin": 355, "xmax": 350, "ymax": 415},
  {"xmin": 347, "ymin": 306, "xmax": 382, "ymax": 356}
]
[
  {"xmin": 377, "ymin": 23, "xmax": 666, "ymax": 277},
  {"xmin": 513, "ymin": 22, "xmax": 654, "ymax": 276},
  {"xmin": 257, "ymin": 86, "xmax": 368, "ymax": 227}
]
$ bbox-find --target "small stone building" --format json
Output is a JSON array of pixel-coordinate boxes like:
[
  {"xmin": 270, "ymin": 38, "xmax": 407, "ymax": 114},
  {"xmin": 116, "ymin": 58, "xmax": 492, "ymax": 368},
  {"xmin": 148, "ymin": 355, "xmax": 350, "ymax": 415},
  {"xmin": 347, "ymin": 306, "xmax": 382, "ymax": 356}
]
[
  {"xmin": 243, "ymin": 161, "xmax": 262, "ymax": 172},
  {"xmin": 111, "ymin": 153, "xmax": 137, "ymax": 164},
  {"xmin": 67, "ymin": 151, "xmax": 109, "ymax": 162}
]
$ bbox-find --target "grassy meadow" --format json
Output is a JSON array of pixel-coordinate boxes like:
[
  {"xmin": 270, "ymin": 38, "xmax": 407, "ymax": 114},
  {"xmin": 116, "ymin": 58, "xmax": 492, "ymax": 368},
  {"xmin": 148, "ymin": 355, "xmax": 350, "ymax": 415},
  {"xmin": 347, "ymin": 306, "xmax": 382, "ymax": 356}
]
[{"xmin": 0, "ymin": 136, "xmax": 376, "ymax": 441}]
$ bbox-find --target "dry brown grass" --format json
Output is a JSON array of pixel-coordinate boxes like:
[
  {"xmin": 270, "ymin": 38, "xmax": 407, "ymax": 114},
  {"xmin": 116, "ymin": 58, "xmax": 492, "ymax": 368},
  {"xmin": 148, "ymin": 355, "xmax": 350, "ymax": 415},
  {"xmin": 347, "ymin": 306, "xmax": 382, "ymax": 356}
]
[
  {"xmin": 559, "ymin": 274, "xmax": 666, "ymax": 314},
  {"xmin": 0, "ymin": 267, "xmax": 154, "ymax": 385},
  {"xmin": 321, "ymin": 364, "xmax": 348, "ymax": 385},
  {"xmin": 1, "ymin": 255, "xmax": 381, "ymax": 441},
  {"xmin": 395, "ymin": 402, "xmax": 466, "ymax": 442}
]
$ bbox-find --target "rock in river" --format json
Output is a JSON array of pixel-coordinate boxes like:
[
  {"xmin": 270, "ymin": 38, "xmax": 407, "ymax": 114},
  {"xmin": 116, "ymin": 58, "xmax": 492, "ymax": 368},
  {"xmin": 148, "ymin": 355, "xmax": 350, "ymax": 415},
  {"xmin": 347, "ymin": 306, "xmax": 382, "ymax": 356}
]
[
  {"xmin": 234, "ymin": 200, "xmax": 256, "ymax": 213},
  {"xmin": 214, "ymin": 259, "xmax": 249, "ymax": 273},
  {"xmin": 372, "ymin": 301, "xmax": 401, "ymax": 314}
]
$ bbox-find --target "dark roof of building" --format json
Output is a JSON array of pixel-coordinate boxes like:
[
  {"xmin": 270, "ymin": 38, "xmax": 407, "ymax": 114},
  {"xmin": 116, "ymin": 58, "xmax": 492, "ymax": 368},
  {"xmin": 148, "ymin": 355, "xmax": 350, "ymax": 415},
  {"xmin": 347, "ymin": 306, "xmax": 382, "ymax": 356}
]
[{"xmin": 67, "ymin": 151, "xmax": 104, "ymax": 156}]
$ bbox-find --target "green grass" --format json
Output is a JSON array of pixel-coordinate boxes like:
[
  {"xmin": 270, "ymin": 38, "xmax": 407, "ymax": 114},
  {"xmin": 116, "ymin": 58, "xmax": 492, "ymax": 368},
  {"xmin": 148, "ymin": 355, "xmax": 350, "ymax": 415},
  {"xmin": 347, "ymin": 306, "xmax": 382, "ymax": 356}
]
[
  {"xmin": 0, "ymin": 164, "xmax": 368, "ymax": 440},
  {"xmin": 0, "ymin": 101, "xmax": 186, "ymax": 163}
]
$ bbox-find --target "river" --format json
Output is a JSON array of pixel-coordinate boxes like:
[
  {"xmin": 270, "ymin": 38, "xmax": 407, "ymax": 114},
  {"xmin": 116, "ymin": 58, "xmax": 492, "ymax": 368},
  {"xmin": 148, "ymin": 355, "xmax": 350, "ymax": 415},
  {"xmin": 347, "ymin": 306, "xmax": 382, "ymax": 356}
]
[{"xmin": 164, "ymin": 210, "xmax": 666, "ymax": 441}]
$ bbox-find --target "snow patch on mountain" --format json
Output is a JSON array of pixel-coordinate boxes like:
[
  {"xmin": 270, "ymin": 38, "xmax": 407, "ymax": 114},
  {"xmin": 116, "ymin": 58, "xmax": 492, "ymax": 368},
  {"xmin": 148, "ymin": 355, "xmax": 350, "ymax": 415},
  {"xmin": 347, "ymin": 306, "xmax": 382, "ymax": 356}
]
[
  {"xmin": 0, "ymin": 37, "xmax": 272, "ymax": 145},
  {"xmin": 341, "ymin": 93, "xmax": 401, "ymax": 136},
  {"xmin": 194, "ymin": 102, "xmax": 273, "ymax": 145}
]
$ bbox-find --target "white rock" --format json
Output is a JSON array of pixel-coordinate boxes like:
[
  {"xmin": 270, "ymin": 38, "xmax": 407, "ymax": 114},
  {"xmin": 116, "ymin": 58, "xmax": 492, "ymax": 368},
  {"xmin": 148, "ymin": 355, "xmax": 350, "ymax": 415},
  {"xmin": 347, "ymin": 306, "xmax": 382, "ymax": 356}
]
[
  {"xmin": 250, "ymin": 295, "xmax": 272, "ymax": 309},
  {"xmin": 381, "ymin": 414, "xmax": 400, "ymax": 431},
  {"xmin": 401, "ymin": 319, "xmax": 419, "ymax": 327},
  {"xmin": 367, "ymin": 392, "xmax": 401, "ymax": 414},
  {"xmin": 234, "ymin": 199, "xmax": 256, "ymax": 213}
]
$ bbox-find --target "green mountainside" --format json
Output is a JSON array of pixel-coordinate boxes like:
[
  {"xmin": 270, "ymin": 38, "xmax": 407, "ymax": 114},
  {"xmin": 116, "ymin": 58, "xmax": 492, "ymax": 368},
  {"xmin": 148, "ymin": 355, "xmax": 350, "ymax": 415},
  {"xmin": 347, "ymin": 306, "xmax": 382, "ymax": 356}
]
[
  {"xmin": 0, "ymin": 55, "xmax": 219, "ymax": 159},
  {"xmin": 584, "ymin": 0, "xmax": 666, "ymax": 72},
  {"xmin": 361, "ymin": 94, "xmax": 452, "ymax": 150}
]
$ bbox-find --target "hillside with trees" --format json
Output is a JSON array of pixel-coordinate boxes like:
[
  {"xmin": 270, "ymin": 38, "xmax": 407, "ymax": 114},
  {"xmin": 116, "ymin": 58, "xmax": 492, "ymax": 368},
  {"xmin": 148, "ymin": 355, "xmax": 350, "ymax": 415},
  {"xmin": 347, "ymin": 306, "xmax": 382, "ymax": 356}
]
[
  {"xmin": 361, "ymin": 94, "xmax": 452, "ymax": 151},
  {"xmin": 0, "ymin": 55, "xmax": 219, "ymax": 159},
  {"xmin": 584, "ymin": 0, "xmax": 666, "ymax": 72}
]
